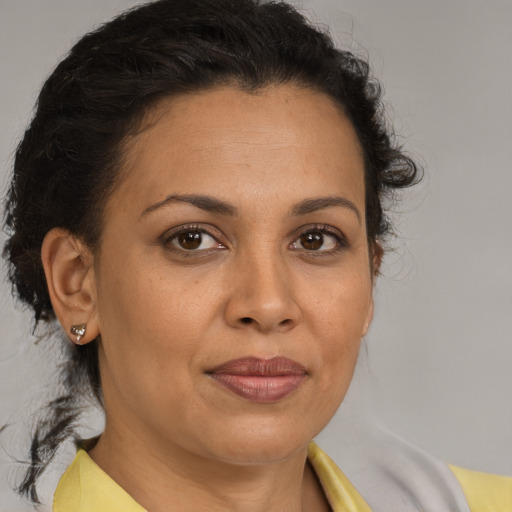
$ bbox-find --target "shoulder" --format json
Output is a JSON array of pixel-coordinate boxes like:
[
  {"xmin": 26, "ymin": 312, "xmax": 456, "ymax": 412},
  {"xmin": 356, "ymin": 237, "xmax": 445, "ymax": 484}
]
[
  {"xmin": 449, "ymin": 465, "xmax": 512, "ymax": 512},
  {"xmin": 311, "ymin": 425, "xmax": 512, "ymax": 512},
  {"xmin": 53, "ymin": 447, "xmax": 146, "ymax": 512}
]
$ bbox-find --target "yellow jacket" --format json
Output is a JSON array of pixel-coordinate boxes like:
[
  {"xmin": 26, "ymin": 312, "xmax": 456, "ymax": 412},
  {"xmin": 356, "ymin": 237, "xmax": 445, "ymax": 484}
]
[{"xmin": 53, "ymin": 442, "xmax": 512, "ymax": 512}]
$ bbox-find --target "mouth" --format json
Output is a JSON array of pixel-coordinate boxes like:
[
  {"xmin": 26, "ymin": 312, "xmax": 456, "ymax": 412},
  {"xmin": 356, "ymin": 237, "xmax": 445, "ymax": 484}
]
[{"xmin": 206, "ymin": 357, "xmax": 308, "ymax": 403}]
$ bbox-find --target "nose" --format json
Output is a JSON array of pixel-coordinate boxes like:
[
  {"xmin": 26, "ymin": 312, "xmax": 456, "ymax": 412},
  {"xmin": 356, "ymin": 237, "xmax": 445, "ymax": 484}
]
[{"xmin": 224, "ymin": 250, "xmax": 302, "ymax": 334}]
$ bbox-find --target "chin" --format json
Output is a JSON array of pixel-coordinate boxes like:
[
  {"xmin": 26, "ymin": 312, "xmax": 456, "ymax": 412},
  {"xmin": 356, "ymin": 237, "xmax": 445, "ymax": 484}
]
[{"xmin": 199, "ymin": 417, "xmax": 322, "ymax": 466}]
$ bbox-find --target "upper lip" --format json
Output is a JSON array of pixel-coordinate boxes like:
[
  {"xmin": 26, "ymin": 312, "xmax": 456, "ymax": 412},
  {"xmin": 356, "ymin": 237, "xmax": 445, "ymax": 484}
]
[{"xmin": 207, "ymin": 356, "xmax": 307, "ymax": 376}]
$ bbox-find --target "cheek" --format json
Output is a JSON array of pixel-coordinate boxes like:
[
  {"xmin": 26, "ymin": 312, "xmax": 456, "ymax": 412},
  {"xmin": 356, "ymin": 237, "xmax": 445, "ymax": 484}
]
[
  {"xmin": 94, "ymin": 251, "xmax": 223, "ymax": 378},
  {"xmin": 305, "ymin": 268, "xmax": 372, "ymax": 339},
  {"xmin": 303, "ymin": 268, "xmax": 371, "ymax": 388},
  {"xmin": 94, "ymin": 267, "xmax": 204, "ymax": 422}
]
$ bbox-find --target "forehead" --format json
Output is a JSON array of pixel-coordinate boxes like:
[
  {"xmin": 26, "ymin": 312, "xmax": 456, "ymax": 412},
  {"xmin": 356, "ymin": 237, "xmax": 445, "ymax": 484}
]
[{"xmin": 112, "ymin": 85, "xmax": 365, "ymax": 215}]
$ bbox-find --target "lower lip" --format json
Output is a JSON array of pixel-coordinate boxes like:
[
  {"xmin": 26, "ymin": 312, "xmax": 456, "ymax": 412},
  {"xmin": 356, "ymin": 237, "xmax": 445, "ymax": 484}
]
[{"xmin": 210, "ymin": 374, "xmax": 306, "ymax": 403}]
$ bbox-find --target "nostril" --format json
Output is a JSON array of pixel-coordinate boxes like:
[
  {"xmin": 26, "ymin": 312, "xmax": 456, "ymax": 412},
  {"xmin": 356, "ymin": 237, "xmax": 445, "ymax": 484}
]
[{"xmin": 240, "ymin": 317, "xmax": 253, "ymax": 324}]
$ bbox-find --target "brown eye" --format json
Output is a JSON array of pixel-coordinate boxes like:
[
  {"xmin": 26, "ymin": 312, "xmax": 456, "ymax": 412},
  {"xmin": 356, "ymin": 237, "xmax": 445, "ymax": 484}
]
[
  {"xmin": 300, "ymin": 232, "xmax": 323, "ymax": 250},
  {"xmin": 165, "ymin": 227, "xmax": 224, "ymax": 253},
  {"xmin": 177, "ymin": 231, "xmax": 202, "ymax": 250},
  {"xmin": 290, "ymin": 227, "xmax": 343, "ymax": 253}
]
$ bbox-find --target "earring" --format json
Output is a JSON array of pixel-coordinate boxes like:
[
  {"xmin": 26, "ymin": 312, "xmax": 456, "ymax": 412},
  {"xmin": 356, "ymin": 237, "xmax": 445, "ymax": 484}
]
[{"xmin": 70, "ymin": 323, "xmax": 87, "ymax": 344}]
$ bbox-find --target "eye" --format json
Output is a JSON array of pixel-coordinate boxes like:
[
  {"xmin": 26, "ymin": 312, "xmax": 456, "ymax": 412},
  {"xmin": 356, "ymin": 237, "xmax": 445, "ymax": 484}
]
[
  {"xmin": 290, "ymin": 226, "xmax": 346, "ymax": 253},
  {"xmin": 163, "ymin": 226, "xmax": 225, "ymax": 253}
]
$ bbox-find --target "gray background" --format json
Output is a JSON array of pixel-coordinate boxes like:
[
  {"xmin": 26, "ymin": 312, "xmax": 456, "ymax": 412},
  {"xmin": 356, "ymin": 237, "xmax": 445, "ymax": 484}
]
[{"xmin": 1, "ymin": 0, "xmax": 511, "ymax": 510}]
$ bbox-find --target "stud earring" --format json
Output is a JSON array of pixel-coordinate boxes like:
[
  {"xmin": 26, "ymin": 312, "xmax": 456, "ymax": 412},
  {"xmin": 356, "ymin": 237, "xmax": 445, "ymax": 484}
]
[{"xmin": 70, "ymin": 323, "xmax": 87, "ymax": 344}]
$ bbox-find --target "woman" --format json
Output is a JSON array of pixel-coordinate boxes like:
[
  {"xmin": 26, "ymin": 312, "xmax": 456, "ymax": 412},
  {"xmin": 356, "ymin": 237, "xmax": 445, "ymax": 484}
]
[{"xmin": 1, "ymin": 0, "xmax": 511, "ymax": 510}]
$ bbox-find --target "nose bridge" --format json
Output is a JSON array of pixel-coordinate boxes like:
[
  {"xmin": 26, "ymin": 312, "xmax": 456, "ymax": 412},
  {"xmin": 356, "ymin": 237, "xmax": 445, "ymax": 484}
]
[{"xmin": 225, "ymin": 242, "xmax": 300, "ymax": 332}]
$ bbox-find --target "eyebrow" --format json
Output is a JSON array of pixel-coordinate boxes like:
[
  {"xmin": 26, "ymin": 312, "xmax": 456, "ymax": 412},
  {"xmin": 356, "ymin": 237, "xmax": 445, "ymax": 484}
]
[
  {"xmin": 140, "ymin": 193, "xmax": 360, "ymax": 222},
  {"xmin": 141, "ymin": 194, "xmax": 237, "ymax": 218},
  {"xmin": 292, "ymin": 196, "xmax": 361, "ymax": 222}
]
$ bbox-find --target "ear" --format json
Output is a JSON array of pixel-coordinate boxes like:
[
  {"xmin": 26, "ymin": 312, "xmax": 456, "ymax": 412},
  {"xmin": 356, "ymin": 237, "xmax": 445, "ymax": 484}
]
[
  {"xmin": 371, "ymin": 241, "xmax": 383, "ymax": 279},
  {"xmin": 362, "ymin": 241, "xmax": 383, "ymax": 336},
  {"xmin": 41, "ymin": 228, "xmax": 99, "ymax": 345},
  {"xmin": 362, "ymin": 297, "xmax": 374, "ymax": 337}
]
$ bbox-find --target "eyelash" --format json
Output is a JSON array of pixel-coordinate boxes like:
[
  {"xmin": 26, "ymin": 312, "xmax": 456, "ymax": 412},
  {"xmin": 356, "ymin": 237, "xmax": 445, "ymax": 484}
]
[
  {"xmin": 290, "ymin": 224, "xmax": 348, "ymax": 254},
  {"xmin": 160, "ymin": 223, "xmax": 348, "ymax": 256},
  {"xmin": 161, "ymin": 224, "xmax": 225, "ymax": 256}
]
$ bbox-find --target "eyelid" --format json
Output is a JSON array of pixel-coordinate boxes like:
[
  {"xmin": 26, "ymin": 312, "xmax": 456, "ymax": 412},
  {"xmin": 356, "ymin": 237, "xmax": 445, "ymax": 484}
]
[
  {"xmin": 289, "ymin": 224, "xmax": 349, "ymax": 252},
  {"xmin": 159, "ymin": 222, "xmax": 348, "ymax": 256},
  {"xmin": 160, "ymin": 223, "xmax": 227, "ymax": 252}
]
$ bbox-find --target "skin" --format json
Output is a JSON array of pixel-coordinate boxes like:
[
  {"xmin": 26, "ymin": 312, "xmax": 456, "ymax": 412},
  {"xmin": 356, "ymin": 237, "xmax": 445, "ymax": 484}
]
[{"xmin": 43, "ymin": 84, "xmax": 376, "ymax": 511}]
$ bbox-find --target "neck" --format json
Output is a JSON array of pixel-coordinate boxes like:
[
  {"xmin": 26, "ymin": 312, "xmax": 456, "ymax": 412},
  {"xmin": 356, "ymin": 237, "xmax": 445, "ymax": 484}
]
[{"xmin": 88, "ymin": 419, "xmax": 329, "ymax": 512}]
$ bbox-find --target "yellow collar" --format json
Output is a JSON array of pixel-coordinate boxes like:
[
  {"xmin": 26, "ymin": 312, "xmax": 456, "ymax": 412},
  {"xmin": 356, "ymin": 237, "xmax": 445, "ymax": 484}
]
[
  {"xmin": 53, "ymin": 441, "xmax": 370, "ymax": 512},
  {"xmin": 308, "ymin": 443, "xmax": 371, "ymax": 512}
]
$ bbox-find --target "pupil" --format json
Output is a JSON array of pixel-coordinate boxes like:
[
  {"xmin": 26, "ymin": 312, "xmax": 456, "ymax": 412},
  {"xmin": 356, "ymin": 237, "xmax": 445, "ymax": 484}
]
[
  {"xmin": 178, "ymin": 231, "xmax": 202, "ymax": 250},
  {"xmin": 301, "ymin": 232, "xmax": 323, "ymax": 250}
]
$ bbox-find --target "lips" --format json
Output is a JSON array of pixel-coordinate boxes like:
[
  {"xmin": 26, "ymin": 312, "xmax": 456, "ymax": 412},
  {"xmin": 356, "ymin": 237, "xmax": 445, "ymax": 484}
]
[{"xmin": 207, "ymin": 357, "xmax": 307, "ymax": 403}]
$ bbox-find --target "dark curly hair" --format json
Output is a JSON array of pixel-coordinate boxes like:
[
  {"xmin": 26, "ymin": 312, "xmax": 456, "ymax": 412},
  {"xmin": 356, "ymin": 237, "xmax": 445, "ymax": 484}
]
[{"xmin": 3, "ymin": 0, "xmax": 419, "ymax": 503}]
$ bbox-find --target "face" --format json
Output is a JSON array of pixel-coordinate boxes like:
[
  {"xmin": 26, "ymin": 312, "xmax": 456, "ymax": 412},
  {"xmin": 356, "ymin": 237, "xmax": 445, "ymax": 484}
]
[{"xmin": 92, "ymin": 85, "xmax": 374, "ymax": 465}]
